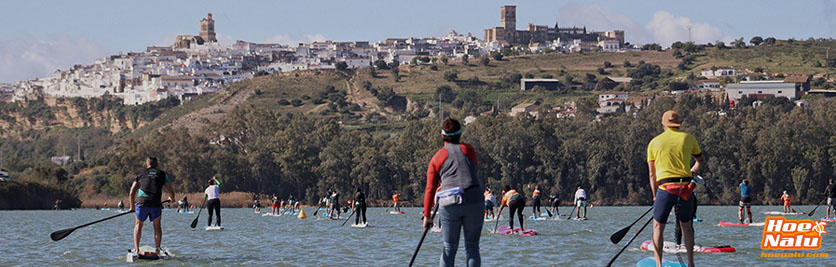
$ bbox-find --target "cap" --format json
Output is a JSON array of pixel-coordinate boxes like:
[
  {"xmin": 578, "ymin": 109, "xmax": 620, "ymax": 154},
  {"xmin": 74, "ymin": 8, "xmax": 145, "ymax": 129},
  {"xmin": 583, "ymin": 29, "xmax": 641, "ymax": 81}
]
[{"xmin": 662, "ymin": 110, "xmax": 681, "ymax": 128}]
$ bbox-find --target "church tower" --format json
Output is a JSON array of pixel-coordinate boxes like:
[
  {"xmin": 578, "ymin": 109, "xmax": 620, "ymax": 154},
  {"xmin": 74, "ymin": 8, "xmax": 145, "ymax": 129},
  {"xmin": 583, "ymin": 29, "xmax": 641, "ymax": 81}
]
[
  {"xmin": 200, "ymin": 13, "xmax": 217, "ymax": 43},
  {"xmin": 501, "ymin": 5, "xmax": 516, "ymax": 30}
]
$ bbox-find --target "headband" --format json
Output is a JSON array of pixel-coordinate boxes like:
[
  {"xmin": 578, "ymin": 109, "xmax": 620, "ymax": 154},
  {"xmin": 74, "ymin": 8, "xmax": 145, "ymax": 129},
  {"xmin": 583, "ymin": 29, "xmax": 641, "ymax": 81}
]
[{"xmin": 441, "ymin": 129, "xmax": 462, "ymax": 136}]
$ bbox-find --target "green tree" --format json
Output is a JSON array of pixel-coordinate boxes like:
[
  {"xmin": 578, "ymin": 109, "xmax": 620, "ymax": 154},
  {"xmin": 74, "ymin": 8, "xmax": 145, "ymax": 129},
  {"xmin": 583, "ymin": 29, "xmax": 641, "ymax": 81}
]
[
  {"xmin": 335, "ymin": 61, "xmax": 348, "ymax": 70},
  {"xmin": 750, "ymin": 36, "xmax": 764, "ymax": 46},
  {"xmin": 480, "ymin": 56, "xmax": 490, "ymax": 66}
]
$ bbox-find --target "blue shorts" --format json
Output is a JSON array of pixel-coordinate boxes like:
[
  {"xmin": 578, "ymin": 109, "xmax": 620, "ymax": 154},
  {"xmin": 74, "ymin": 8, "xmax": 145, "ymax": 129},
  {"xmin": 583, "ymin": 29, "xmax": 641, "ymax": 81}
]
[
  {"xmin": 136, "ymin": 205, "xmax": 162, "ymax": 222},
  {"xmin": 653, "ymin": 189, "xmax": 694, "ymax": 224}
]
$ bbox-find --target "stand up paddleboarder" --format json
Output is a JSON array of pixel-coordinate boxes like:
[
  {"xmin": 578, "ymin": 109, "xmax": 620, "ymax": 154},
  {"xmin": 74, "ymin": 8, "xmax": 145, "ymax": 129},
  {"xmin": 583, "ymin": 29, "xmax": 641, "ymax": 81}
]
[
  {"xmin": 739, "ymin": 179, "xmax": 753, "ymax": 223},
  {"xmin": 647, "ymin": 110, "xmax": 704, "ymax": 267},
  {"xmin": 423, "ymin": 118, "xmax": 484, "ymax": 266},
  {"xmin": 129, "ymin": 157, "xmax": 175, "ymax": 255}
]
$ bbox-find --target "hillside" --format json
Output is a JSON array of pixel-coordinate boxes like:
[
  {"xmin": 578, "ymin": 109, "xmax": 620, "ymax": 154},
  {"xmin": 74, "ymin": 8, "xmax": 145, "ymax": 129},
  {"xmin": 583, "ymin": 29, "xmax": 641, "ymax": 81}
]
[{"xmin": 3, "ymin": 39, "xmax": 836, "ymax": 209}]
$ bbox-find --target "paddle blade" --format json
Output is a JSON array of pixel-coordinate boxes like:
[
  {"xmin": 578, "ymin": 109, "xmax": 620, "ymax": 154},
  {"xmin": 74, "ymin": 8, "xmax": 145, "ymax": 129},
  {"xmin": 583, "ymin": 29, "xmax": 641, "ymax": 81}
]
[
  {"xmin": 546, "ymin": 209, "xmax": 553, "ymax": 217},
  {"xmin": 808, "ymin": 208, "xmax": 816, "ymax": 217},
  {"xmin": 50, "ymin": 228, "xmax": 74, "ymax": 241},
  {"xmin": 610, "ymin": 226, "xmax": 630, "ymax": 244},
  {"xmin": 190, "ymin": 217, "xmax": 199, "ymax": 228}
]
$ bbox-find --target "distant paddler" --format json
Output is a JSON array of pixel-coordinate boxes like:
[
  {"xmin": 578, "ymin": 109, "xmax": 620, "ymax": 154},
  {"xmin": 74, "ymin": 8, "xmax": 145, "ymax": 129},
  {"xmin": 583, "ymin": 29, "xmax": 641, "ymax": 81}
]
[
  {"xmin": 353, "ymin": 187, "xmax": 368, "ymax": 226},
  {"xmin": 780, "ymin": 191, "xmax": 791, "ymax": 213},
  {"xmin": 392, "ymin": 191, "xmax": 402, "ymax": 213},
  {"xmin": 129, "ymin": 157, "xmax": 175, "ymax": 255},
  {"xmin": 531, "ymin": 185, "xmax": 542, "ymax": 218},
  {"xmin": 204, "ymin": 176, "xmax": 222, "ymax": 227},
  {"xmin": 574, "ymin": 185, "xmax": 587, "ymax": 219}
]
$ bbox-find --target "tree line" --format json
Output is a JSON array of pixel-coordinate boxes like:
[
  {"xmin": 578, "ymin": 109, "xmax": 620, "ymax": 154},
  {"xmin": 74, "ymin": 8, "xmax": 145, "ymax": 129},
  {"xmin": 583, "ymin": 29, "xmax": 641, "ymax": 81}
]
[{"xmin": 3, "ymin": 95, "xmax": 836, "ymax": 207}]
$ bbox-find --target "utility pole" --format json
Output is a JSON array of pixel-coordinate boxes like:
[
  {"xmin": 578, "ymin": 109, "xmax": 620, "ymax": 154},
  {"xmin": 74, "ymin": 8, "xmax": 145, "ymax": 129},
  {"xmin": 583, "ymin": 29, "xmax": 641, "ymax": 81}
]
[
  {"xmin": 688, "ymin": 26, "xmax": 692, "ymax": 43},
  {"xmin": 77, "ymin": 136, "xmax": 81, "ymax": 161}
]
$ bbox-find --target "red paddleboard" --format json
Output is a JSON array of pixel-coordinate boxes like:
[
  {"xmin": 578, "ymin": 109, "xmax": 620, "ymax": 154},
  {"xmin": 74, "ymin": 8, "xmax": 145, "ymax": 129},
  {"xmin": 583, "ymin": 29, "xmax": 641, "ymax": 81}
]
[
  {"xmin": 496, "ymin": 225, "xmax": 537, "ymax": 236},
  {"xmin": 717, "ymin": 221, "xmax": 764, "ymax": 227},
  {"xmin": 821, "ymin": 218, "xmax": 836, "ymax": 222},
  {"xmin": 640, "ymin": 240, "xmax": 736, "ymax": 253}
]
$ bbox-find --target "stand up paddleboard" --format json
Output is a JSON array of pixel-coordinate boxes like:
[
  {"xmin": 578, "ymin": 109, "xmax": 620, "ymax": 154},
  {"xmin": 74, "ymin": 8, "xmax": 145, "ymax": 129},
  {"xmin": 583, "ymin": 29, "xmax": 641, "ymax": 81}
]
[
  {"xmin": 430, "ymin": 226, "xmax": 442, "ymax": 233},
  {"xmin": 528, "ymin": 216, "xmax": 547, "ymax": 221},
  {"xmin": 821, "ymin": 218, "xmax": 836, "ymax": 222},
  {"xmin": 388, "ymin": 211, "xmax": 405, "ymax": 215},
  {"xmin": 636, "ymin": 257, "xmax": 686, "ymax": 267},
  {"xmin": 496, "ymin": 225, "xmax": 537, "ymax": 236},
  {"xmin": 351, "ymin": 223, "xmax": 369, "ymax": 228},
  {"xmin": 126, "ymin": 246, "xmax": 173, "ymax": 262},
  {"xmin": 178, "ymin": 210, "xmax": 194, "ymax": 214},
  {"xmin": 763, "ymin": 211, "xmax": 804, "ymax": 215},
  {"xmin": 640, "ymin": 240, "xmax": 735, "ymax": 253},
  {"xmin": 573, "ymin": 217, "xmax": 588, "ymax": 221},
  {"xmin": 204, "ymin": 226, "xmax": 224, "ymax": 231},
  {"xmin": 717, "ymin": 221, "xmax": 764, "ymax": 227}
]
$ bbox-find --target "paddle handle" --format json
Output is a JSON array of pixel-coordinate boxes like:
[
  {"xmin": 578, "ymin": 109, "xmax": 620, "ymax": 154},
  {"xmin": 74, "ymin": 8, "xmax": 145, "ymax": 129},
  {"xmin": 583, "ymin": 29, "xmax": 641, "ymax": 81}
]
[
  {"xmin": 606, "ymin": 217, "xmax": 653, "ymax": 267},
  {"xmin": 408, "ymin": 203, "xmax": 438, "ymax": 267}
]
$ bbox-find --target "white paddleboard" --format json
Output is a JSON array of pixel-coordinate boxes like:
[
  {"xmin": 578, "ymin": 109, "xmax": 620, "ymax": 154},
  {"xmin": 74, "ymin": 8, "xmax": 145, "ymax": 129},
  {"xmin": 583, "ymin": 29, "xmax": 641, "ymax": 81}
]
[
  {"xmin": 204, "ymin": 226, "xmax": 224, "ymax": 231},
  {"xmin": 126, "ymin": 246, "xmax": 173, "ymax": 262},
  {"xmin": 351, "ymin": 223, "xmax": 369, "ymax": 228}
]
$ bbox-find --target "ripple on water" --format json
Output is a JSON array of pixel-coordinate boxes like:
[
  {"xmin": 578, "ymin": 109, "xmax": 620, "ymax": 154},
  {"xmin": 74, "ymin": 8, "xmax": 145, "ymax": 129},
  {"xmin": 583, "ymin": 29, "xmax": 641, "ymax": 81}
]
[{"xmin": 1, "ymin": 206, "xmax": 834, "ymax": 266}]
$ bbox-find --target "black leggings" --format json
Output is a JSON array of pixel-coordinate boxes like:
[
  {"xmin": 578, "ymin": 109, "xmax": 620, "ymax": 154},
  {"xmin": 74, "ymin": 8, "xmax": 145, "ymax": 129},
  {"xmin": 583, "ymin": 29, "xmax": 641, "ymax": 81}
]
[
  {"xmin": 508, "ymin": 199, "xmax": 525, "ymax": 230},
  {"xmin": 674, "ymin": 195, "xmax": 697, "ymax": 245},
  {"xmin": 207, "ymin": 198, "xmax": 221, "ymax": 226},
  {"xmin": 532, "ymin": 197, "xmax": 541, "ymax": 214},
  {"xmin": 355, "ymin": 205, "xmax": 367, "ymax": 224}
]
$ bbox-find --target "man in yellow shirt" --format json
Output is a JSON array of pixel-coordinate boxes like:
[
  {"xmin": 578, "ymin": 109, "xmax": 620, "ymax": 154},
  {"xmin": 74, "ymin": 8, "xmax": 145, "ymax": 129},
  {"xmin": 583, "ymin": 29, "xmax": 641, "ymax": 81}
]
[{"xmin": 648, "ymin": 110, "xmax": 704, "ymax": 267}]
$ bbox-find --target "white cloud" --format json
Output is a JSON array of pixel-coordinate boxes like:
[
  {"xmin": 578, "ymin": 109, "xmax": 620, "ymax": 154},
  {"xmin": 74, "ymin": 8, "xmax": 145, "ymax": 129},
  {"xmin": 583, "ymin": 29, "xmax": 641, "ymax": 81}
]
[
  {"xmin": 0, "ymin": 35, "xmax": 108, "ymax": 83},
  {"xmin": 265, "ymin": 34, "xmax": 327, "ymax": 46},
  {"xmin": 558, "ymin": 3, "xmax": 652, "ymax": 44},
  {"xmin": 558, "ymin": 3, "xmax": 731, "ymax": 46},
  {"xmin": 646, "ymin": 11, "xmax": 731, "ymax": 46}
]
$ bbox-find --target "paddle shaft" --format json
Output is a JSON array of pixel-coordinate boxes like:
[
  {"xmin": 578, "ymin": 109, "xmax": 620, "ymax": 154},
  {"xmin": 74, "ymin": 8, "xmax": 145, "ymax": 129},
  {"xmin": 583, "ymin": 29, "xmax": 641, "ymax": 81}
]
[
  {"xmin": 610, "ymin": 206, "xmax": 654, "ymax": 244},
  {"xmin": 808, "ymin": 197, "xmax": 828, "ymax": 217},
  {"xmin": 566, "ymin": 204, "xmax": 577, "ymax": 220},
  {"xmin": 408, "ymin": 203, "xmax": 439, "ymax": 267},
  {"xmin": 341, "ymin": 209, "xmax": 357, "ymax": 227},
  {"xmin": 50, "ymin": 211, "xmax": 132, "ymax": 241},
  {"xmin": 51, "ymin": 200, "xmax": 169, "ymax": 241},
  {"xmin": 190, "ymin": 198, "xmax": 207, "ymax": 228},
  {"xmin": 606, "ymin": 217, "xmax": 653, "ymax": 267}
]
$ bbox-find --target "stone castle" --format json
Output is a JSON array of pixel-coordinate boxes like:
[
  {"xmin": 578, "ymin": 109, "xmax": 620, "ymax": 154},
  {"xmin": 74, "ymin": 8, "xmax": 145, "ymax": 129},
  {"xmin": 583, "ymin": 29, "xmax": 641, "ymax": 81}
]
[
  {"xmin": 484, "ymin": 5, "xmax": 624, "ymax": 46},
  {"xmin": 174, "ymin": 13, "xmax": 218, "ymax": 48}
]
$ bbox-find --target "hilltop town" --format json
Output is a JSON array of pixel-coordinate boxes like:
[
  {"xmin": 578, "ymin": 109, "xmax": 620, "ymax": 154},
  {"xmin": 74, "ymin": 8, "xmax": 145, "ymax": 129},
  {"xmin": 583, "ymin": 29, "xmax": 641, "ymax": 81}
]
[
  {"xmin": 0, "ymin": 6, "xmax": 631, "ymax": 106},
  {"xmin": 0, "ymin": 4, "xmax": 835, "ymax": 126}
]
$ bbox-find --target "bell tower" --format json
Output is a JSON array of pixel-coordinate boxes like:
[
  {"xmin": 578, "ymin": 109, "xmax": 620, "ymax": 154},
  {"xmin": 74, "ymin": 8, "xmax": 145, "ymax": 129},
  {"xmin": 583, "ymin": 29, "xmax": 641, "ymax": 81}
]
[
  {"xmin": 501, "ymin": 5, "xmax": 516, "ymax": 31},
  {"xmin": 200, "ymin": 13, "xmax": 217, "ymax": 43}
]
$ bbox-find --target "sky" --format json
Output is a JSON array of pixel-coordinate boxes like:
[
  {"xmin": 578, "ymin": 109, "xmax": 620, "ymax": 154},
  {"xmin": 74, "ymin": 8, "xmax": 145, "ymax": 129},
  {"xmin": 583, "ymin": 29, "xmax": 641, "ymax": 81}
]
[{"xmin": 1, "ymin": 0, "xmax": 835, "ymax": 83}]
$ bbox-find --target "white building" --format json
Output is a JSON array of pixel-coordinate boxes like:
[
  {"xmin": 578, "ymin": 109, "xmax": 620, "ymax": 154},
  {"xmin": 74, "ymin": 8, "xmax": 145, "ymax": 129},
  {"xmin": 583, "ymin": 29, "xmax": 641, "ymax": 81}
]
[
  {"xmin": 701, "ymin": 67, "xmax": 738, "ymax": 77},
  {"xmin": 725, "ymin": 81, "xmax": 798, "ymax": 101}
]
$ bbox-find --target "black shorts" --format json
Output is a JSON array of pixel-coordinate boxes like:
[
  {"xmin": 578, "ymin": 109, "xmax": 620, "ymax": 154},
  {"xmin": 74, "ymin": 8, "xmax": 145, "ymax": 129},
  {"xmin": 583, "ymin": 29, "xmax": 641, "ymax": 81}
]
[
  {"xmin": 739, "ymin": 196, "xmax": 752, "ymax": 208},
  {"xmin": 653, "ymin": 189, "xmax": 695, "ymax": 224},
  {"xmin": 532, "ymin": 197, "xmax": 541, "ymax": 206},
  {"xmin": 485, "ymin": 201, "xmax": 494, "ymax": 209}
]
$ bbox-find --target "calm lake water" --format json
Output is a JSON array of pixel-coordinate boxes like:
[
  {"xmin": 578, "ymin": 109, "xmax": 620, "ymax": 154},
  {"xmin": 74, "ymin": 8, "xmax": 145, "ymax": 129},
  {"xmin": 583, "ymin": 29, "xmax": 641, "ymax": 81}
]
[{"xmin": 1, "ymin": 206, "xmax": 832, "ymax": 266}]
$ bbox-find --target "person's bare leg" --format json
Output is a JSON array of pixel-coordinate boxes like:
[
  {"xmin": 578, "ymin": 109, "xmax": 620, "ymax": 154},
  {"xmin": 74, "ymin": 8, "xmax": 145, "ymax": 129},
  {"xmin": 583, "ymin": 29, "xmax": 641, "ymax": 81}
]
[
  {"xmin": 153, "ymin": 217, "xmax": 162, "ymax": 254},
  {"xmin": 738, "ymin": 206, "xmax": 743, "ymax": 222},
  {"xmin": 652, "ymin": 221, "xmax": 665, "ymax": 267},
  {"xmin": 747, "ymin": 207, "xmax": 753, "ymax": 223},
  {"xmin": 681, "ymin": 221, "xmax": 695, "ymax": 267},
  {"xmin": 133, "ymin": 219, "xmax": 143, "ymax": 253}
]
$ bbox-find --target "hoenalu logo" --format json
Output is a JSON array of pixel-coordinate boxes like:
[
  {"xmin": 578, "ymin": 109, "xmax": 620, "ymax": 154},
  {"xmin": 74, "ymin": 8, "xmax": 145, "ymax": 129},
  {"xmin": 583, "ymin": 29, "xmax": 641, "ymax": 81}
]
[{"xmin": 761, "ymin": 217, "xmax": 828, "ymax": 250}]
